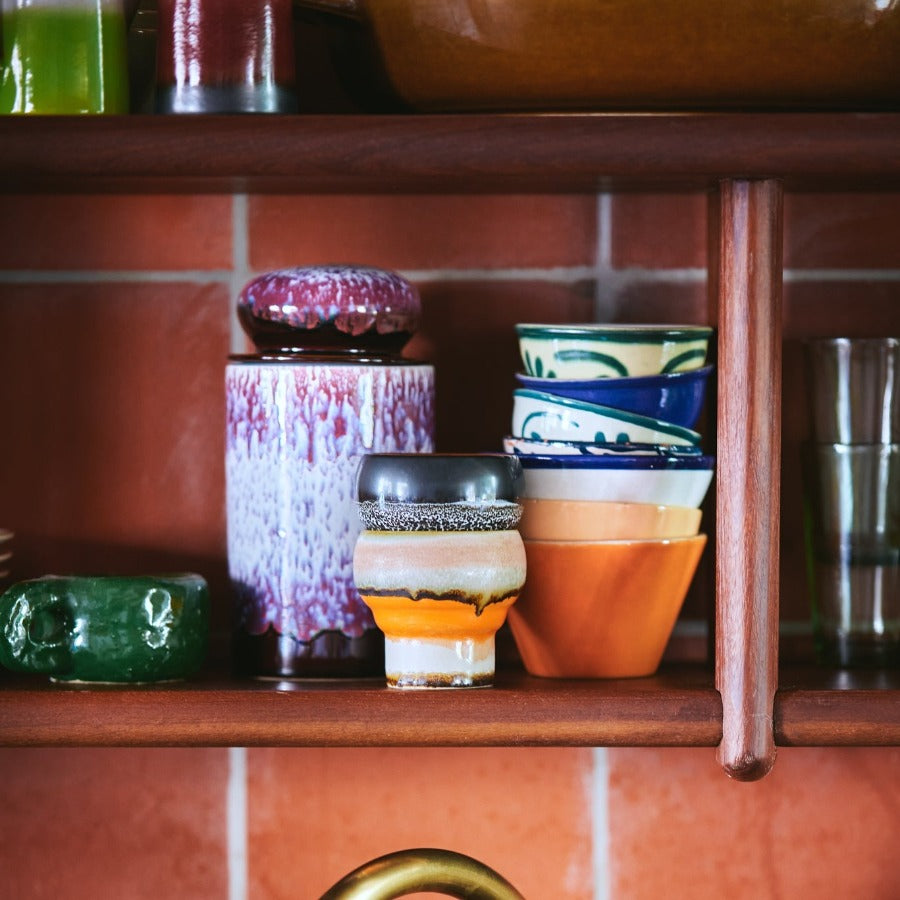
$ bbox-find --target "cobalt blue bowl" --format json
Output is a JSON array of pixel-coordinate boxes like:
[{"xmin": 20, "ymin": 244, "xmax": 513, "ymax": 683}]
[{"xmin": 514, "ymin": 365, "xmax": 713, "ymax": 429}]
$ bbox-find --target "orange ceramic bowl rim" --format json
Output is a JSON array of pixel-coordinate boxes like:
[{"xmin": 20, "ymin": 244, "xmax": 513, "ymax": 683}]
[
  {"xmin": 518, "ymin": 498, "xmax": 702, "ymax": 542},
  {"xmin": 509, "ymin": 534, "xmax": 707, "ymax": 679}
]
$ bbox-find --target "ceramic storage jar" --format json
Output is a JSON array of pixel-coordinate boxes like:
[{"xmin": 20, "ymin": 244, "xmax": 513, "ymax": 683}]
[{"xmin": 225, "ymin": 266, "xmax": 435, "ymax": 678}]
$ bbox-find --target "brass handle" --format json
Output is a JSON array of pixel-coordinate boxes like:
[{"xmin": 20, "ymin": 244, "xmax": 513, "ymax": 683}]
[{"xmin": 320, "ymin": 848, "xmax": 526, "ymax": 899}]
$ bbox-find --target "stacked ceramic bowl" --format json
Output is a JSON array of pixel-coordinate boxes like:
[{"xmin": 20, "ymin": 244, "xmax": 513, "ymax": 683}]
[{"xmin": 504, "ymin": 323, "xmax": 715, "ymax": 678}]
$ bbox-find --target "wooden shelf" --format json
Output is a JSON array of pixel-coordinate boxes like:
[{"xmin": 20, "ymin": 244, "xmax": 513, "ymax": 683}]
[
  {"xmin": 2, "ymin": 665, "xmax": 897, "ymax": 748},
  {"xmin": 0, "ymin": 666, "xmax": 721, "ymax": 748},
  {"xmin": 0, "ymin": 113, "xmax": 899, "ymax": 194},
  {"xmin": 775, "ymin": 667, "xmax": 900, "ymax": 746},
  {"xmin": 1, "ymin": 112, "xmax": 898, "ymax": 772}
]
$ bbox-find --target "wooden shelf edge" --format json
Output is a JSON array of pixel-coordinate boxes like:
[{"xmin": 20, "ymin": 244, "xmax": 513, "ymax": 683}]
[
  {"xmin": 3, "ymin": 667, "xmax": 900, "ymax": 748},
  {"xmin": 0, "ymin": 113, "xmax": 899, "ymax": 193},
  {"xmin": 775, "ymin": 667, "xmax": 900, "ymax": 746},
  {"xmin": 775, "ymin": 690, "xmax": 900, "ymax": 746},
  {"xmin": 0, "ymin": 667, "xmax": 722, "ymax": 748}
]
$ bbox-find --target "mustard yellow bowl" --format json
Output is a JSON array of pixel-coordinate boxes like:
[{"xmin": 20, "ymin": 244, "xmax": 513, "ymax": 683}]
[{"xmin": 519, "ymin": 498, "xmax": 702, "ymax": 542}]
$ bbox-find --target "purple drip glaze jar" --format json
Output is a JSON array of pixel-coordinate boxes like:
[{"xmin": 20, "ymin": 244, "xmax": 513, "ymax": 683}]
[{"xmin": 225, "ymin": 266, "xmax": 435, "ymax": 678}]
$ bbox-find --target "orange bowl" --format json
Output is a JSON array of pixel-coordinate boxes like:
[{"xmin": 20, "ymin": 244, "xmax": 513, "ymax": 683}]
[
  {"xmin": 508, "ymin": 535, "xmax": 706, "ymax": 678},
  {"xmin": 518, "ymin": 498, "xmax": 701, "ymax": 542}
]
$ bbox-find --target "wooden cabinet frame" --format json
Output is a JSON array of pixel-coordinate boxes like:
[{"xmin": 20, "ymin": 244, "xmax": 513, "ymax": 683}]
[{"xmin": 0, "ymin": 115, "xmax": 898, "ymax": 777}]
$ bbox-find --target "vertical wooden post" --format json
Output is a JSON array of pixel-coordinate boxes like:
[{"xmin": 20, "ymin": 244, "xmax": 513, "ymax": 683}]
[{"xmin": 713, "ymin": 179, "xmax": 783, "ymax": 780}]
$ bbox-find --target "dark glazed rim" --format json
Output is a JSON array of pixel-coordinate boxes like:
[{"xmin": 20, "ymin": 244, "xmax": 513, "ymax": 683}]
[
  {"xmin": 356, "ymin": 453, "xmax": 524, "ymax": 504},
  {"xmin": 515, "ymin": 323, "xmax": 713, "ymax": 342},
  {"xmin": 517, "ymin": 453, "xmax": 715, "ymax": 471},
  {"xmin": 227, "ymin": 353, "xmax": 430, "ymax": 365}
]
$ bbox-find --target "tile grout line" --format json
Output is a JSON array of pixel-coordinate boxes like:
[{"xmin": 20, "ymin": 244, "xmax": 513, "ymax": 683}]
[
  {"xmin": 228, "ymin": 195, "xmax": 250, "ymax": 900},
  {"xmin": 597, "ymin": 193, "xmax": 613, "ymax": 270},
  {"xmin": 592, "ymin": 193, "xmax": 612, "ymax": 900},
  {"xmin": 401, "ymin": 265, "xmax": 602, "ymax": 282},
  {"xmin": 592, "ymin": 748, "xmax": 611, "ymax": 900},
  {"xmin": 227, "ymin": 747, "xmax": 249, "ymax": 900},
  {"xmin": 0, "ymin": 269, "xmax": 233, "ymax": 283},
  {"xmin": 1, "ymin": 265, "xmax": 899, "ymax": 286},
  {"xmin": 230, "ymin": 194, "xmax": 252, "ymax": 355},
  {"xmin": 594, "ymin": 193, "xmax": 614, "ymax": 321}
]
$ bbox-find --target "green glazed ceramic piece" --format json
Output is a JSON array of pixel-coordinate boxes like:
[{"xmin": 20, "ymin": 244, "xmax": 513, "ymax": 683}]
[{"xmin": 0, "ymin": 574, "xmax": 209, "ymax": 683}]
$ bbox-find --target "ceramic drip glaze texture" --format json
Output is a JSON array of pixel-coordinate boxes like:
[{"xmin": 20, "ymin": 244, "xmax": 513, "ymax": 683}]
[
  {"xmin": 0, "ymin": 574, "xmax": 209, "ymax": 683},
  {"xmin": 353, "ymin": 454, "xmax": 526, "ymax": 689},
  {"xmin": 237, "ymin": 265, "xmax": 421, "ymax": 354},
  {"xmin": 354, "ymin": 530, "xmax": 525, "ymax": 688},
  {"xmin": 226, "ymin": 364, "xmax": 435, "ymax": 647},
  {"xmin": 226, "ymin": 265, "xmax": 435, "ymax": 678}
]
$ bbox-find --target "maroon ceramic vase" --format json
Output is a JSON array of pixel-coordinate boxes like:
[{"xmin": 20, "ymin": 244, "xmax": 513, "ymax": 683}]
[{"xmin": 225, "ymin": 266, "xmax": 435, "ymax": 678}]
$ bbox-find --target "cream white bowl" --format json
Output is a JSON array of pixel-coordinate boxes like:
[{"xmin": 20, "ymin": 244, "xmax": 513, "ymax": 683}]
[
  {"xmin": 518, "ymin": 455, "xmax": 714, "ymax": 508},
  {"xmin": 516, "ymin": 323, "xmax": 712, "ymax": 379},
  {"xmin": 511, "ymin": 389, "xmax": 701, "ymax": 447}
]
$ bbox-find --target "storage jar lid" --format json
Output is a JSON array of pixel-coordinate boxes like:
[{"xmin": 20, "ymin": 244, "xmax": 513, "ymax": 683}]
[{"xmin": 238, "ymin": 264, "xmax": 421, "ymax": 356}]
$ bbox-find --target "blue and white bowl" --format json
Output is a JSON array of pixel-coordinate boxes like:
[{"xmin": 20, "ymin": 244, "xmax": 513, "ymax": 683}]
[
  {"xmin": 502, "ymin": 436, "xmax": 703, "ymax": 457},
  {"xmin": 511, "ymin": 389, "xmax": 702, "ymax": 447},
  {"xmin": 517, "ymin": 452, "xmax": 715, "ymax": 508},
  {"xmin": 514, "ymin": 365, "xmax": 712, "ymax": 430},
  {"xmin": 516, "ymin": 323, "xmax": 712, "ymax": 380}
]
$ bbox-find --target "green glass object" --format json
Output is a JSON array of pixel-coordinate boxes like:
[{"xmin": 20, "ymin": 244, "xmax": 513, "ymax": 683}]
[
  {"xmin": 0, "ymin": 574, "xmax": 209, "ymax": 682},
  {"xmin": 0, "ymin": 1, "xmax": 129, "ymax": 114}
]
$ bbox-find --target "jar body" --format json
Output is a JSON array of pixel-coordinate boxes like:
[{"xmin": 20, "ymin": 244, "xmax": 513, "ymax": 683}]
[
  {"xmin": 225, "ymin": 360, "xmax": 435, "ymax": 677},
  {"xmin": 155, "ymin": 0, "xmax": 296, "ymax": 113}
]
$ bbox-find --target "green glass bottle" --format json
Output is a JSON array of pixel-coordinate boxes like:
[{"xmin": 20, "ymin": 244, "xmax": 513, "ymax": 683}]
[{"xmin": 0, "ymin": 0, "xmax": 129, "ymax": 114}]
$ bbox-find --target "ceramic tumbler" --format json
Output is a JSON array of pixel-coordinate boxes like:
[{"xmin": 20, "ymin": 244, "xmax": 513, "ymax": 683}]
[
  {"xmin": 226, "ymin": 266, "xmax": 435, "ymax": 678},
  {"xmin": 156, "ymin": 0, "xmax": 296, "ymax": 113},
  {"xmin": 353, "ymin": 453, "xmax": 526, "ymax": 688},
  {"xmin": 0, "ymin": 0, "xmax": 130, "ymax": 114}
]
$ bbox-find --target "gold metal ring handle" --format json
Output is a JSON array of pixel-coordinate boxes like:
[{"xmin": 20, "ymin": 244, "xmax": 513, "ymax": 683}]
[{"xmin": 320, "ymin": 848, "xmax": 526, "ymax": 899}]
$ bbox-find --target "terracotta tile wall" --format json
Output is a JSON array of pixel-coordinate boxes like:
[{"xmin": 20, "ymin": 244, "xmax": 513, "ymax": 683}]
[{"xmin": 0, "ymin": 190, "xmax": 898, "ymax": 898}]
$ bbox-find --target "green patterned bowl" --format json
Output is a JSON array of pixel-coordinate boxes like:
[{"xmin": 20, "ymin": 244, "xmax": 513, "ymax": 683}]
[{"xmin": 516, "ymin": 324, "xmax": 713, "ymax": 380}]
